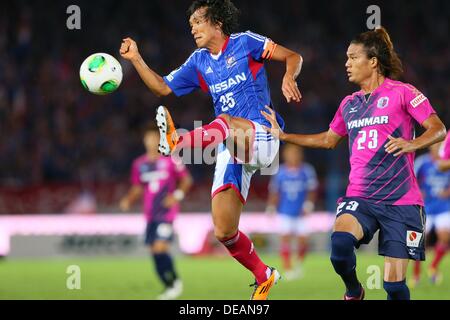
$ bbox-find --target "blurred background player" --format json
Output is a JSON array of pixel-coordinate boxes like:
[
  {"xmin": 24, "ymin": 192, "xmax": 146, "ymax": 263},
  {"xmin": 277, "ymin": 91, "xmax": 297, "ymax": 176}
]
[
  {"xmin": 262, "ymin": 27, "xmax": 447, "ymax": 300},
  {"xmin": 266, "ymin": 144, "xmax": 318, "ymax": 280},
  {"xmin": 438, "ymin": 132, "xmax": 450, "ymax": 171},
  {"xmin": 412, "ymin": 142, "xmax": 450, "ymax": 287},
  {"xmin": 120, "ymin": 124, "xmax": 193, "ymax": 300},
  {"xmin": 119, "ymin": 0, "xmax": 303, "ymax": 300}
]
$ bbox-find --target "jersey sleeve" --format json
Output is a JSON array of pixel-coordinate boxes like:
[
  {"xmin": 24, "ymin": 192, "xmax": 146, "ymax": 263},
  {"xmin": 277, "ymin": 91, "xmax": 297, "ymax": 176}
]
[
  {"xmin": 130, "ymin": 159, "xmax": 141, "ymax": 186},
  {"xmin": 329, "ymin": 97, "xmax": 349, "ymax": 137},
  {"xmin": 243, "ymin": 31, "xmax": 278, "ymax": 61},
  {"xmin": 304, "ymin": 164, "xmax": 319, "ymax": 191},
  {"xmin": 403, "ymin": 85, "xmax": 436, "ymax": 125},
  {"xmin": 163, "ymin": 52, "xmax": 200, "ymax": 97}
]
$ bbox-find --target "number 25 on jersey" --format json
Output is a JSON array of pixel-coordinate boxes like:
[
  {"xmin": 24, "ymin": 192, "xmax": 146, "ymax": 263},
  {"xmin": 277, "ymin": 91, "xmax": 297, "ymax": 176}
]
[{"xmin": 220, "ymin": 92, "xmax": 236, "ymax": 112}]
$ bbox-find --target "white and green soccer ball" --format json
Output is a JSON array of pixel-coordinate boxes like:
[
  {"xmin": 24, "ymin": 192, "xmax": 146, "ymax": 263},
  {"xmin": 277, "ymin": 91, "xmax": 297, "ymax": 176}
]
[{"xmin": 79, "ymin": 53, "xmax": 123, "ymax": 95}]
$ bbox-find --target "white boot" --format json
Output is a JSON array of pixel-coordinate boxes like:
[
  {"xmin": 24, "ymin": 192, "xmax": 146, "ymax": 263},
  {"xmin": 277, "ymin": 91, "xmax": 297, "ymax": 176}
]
[{"xmin": 157, "ymin": 279, "xmax": 183, "ymax": 300}]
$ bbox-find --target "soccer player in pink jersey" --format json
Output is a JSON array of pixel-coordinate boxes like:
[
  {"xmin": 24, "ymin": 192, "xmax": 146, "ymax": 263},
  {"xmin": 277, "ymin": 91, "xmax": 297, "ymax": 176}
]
[
  {"xmin": 438, "ymin": 132, "xmax": 450, "ymax": 171},
  {"xmin": 120, "ymin": 0, "xmax": 303, "ymax": 300},
  {"xmin": 262, "ymin": 27, "xmax": 447, "ymax": 300},
  {"xmin": 120, "ymin": 124, "xmax": 193, "ymax": 300}
]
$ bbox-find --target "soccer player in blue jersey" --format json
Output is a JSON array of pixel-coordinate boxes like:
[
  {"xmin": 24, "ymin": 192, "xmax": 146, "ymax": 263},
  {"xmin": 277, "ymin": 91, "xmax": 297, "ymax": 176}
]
[
  {"xmin": 266, "ymin": 144, "xmax": 318, "ymax": 280},
  {"xmin": 411, "ymin": 142, "xmax": 450, "ymax": 287},
  {"xmin": 120, "ymin": 0, "xmax": 303, "ymax": 300}
]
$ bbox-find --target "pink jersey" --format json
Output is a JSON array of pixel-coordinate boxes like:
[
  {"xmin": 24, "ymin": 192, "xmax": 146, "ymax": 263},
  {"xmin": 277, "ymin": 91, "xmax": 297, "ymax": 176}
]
[
  {"xmin": 131, "ymin": 155, "xmax": 188, "ymax": 222},
  {"xmin": 439, "ymin": 132, "xmax": 450, "ymax": 160},
  {"xmin": 330, "ymin": 78, "xmax": 436, "ymax": 206}
]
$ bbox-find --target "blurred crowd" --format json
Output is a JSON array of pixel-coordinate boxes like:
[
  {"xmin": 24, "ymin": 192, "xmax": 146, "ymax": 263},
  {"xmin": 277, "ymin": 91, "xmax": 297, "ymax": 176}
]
[{"xmin": 0, "ymin": 0, "xmax": 448, "ymax": 213}]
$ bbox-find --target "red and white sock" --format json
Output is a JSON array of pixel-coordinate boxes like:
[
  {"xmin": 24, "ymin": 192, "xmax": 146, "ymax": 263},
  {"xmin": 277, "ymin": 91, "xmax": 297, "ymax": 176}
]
[
  {"xmin": 431, "ymin": 243, "xmax": 448, "ymax": 270},
  {"xmin": 280, "ymin": 242, "xmax": 291, "ymax": 270},
  {"xmin": 413, "ymin": 260, "xmax": 421, "ymax": 280},
  {"xmin": 220, "ymin": 231, "xmax": 269, "ymax": 285},
  {"xmin": 177, "ymin": 116, "xmax": 229, "ymax": 149},
  {"xmin": 298, "ymin": 243, "xmax": 308, "ymax": 262}
]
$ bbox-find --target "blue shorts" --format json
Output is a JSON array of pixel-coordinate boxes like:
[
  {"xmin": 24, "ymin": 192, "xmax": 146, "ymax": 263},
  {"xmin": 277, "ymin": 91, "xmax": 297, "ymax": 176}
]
[
  {"xmin": 144, "ymin": 221, "xmax": 175, "ymax": 245},
  {"xmin": 336, "ymin": 197, "xmax": 426, "ymax": 261},
  {"xmin": 211, "ymin": 121, "xmax": 280, "ymax": 204}
]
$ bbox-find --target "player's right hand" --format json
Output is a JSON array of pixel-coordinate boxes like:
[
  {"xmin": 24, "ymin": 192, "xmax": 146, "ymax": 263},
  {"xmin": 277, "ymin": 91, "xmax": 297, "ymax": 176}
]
[{"xmin": 120, "ymin": 37, "xmax": 140, "ymax": 61}]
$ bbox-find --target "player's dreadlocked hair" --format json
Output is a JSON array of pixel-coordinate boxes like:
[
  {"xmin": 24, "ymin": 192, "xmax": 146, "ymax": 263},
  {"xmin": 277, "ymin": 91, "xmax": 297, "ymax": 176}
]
[
  {"xmin": 351, "ymin": 26, "xmax": 403, "ymax": 80},
  {"xmin": 187, "ymin": 0, "xmax": 240, "ymax": 36}
]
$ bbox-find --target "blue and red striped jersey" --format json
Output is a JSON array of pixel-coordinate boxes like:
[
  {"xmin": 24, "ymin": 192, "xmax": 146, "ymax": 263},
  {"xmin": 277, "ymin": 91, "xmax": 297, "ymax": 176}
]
[{"xmin": 163, "ymin": 31, "xmax": 285, "ymax": 129}]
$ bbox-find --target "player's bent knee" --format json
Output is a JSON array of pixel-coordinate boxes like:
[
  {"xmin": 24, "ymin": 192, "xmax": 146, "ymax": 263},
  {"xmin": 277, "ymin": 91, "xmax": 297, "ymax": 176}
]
[
  {"xmin": 330, "ymin": 232, "xmax": 358, "ymax": 274},
  {"xmin": 217, "ymin": 113, "xmax": 232, "ymax": 126},
  {"xmin": 330, "ymin": 232, "xmax": 357, "ymax": 256},
  {"xmin": 333, "ymin": 214, "xmax": 363, "ymax": 239},
  {"xmin": 437, "ymin": 231, "xmax": 450, "ymax": 243},
  {"xmin": 214, "ymin": 227, "xmax": 238, "ymax": 242},
  {"xmin": 151, "ymin": 241, "xmax": 170, "ymax": 254},
  {"xmin": 334, "ymin": 214, "xmax": 357, "ymax": 230}
]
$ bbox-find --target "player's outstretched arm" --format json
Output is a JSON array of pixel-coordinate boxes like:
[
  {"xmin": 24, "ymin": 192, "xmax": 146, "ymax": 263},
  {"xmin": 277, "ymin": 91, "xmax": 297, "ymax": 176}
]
[
  {"xmin": 265, "ymin": 192, "xmax": 279, "ymax": 214},
  {"xmin": 120, "ymin": 37, "xmax": 172, "ymax": 97},
  {"xmin": 119, "ymin": 185, "xmax": 143, "ymax": 212},
  {"xmin": 175, "ymin": 173, "xmax": 194, "ymax": 203},
  {"xmin": 261, "ymin": 106, "xmax": 343, "ymax": 149},
  {"xmin": 163, "ymin": 172, "xmax": 193, "ymax": 208},
  {"xmin": 271, "ymin": 45, "xmax": 303, "ymax": 103},
  {"xmin": 303, "ymin": 191, "xmax": 317, "ymax": 215},
  {"xmin": 385, "ymin": 115, "xmax": 446, "ymax": 157}
]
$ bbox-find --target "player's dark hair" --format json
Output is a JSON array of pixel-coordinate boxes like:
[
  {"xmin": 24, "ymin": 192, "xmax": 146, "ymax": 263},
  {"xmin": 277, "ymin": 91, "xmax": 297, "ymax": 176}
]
[
  {"xmin": 187, "ymin": 0, "xmax": 240, "ymax": 36},
  {"xmin": 351, "ymin": 26, "xmax": 403, "ymax": 80}
]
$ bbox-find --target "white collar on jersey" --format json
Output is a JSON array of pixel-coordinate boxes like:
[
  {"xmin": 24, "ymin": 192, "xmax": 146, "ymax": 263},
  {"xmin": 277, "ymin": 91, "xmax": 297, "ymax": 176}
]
[
  {"xmin": 210, "ymin": 50, "xmax": 223, "ymax": 60},
  {"xmin": 209, "ymin": 36, "xmax": 230, "ymax": 60}
]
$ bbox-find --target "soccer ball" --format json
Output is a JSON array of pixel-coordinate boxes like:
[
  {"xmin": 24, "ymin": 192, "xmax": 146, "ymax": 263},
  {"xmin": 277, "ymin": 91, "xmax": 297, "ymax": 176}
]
[{"xmin": 79, "ymin": 53, "xmax": 123, "ymax": 95}]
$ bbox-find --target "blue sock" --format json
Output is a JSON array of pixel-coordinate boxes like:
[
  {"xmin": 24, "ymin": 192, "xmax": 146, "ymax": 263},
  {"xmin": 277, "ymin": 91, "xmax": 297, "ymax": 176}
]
[
  {"xmin": 152, "ymin": 253, "xmax": 178, "ymax": 288},
  {"xmin": 384, "ymin": 280, "xmax": 410, "ymax": 300},
  {"xmin": 330, "ymin": 232, "xmax": 361, "ymax": 297}
]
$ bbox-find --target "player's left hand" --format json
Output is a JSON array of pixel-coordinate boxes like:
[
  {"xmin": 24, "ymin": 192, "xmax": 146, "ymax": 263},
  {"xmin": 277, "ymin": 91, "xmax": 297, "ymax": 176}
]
[
  {"xmin": 282, "ymin": 74, "xmax": 302, "ymax": 103},
  {"xmin": 384, "ymin": 135, "xmax": 417, "ymax": 157},
  {"xmin": 163, "ymin": 195, "xmax": 179, "ymax": 208}
]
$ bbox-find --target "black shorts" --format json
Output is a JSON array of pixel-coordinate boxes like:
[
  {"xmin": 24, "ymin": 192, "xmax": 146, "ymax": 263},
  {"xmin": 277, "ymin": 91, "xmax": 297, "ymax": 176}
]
[
  {"xmin": 336, "ymin": 197, "xmax": 426, "ymax": 261},
  {"xmin": 144, "ymin": 221, "xmax": 175, "ymax": 245}
]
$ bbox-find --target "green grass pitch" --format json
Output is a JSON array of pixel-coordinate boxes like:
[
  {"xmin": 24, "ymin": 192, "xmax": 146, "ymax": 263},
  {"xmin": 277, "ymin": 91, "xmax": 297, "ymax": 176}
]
[{"xmin": 0, "ymin": 253, "xmax": 448, "ymax": 300}]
